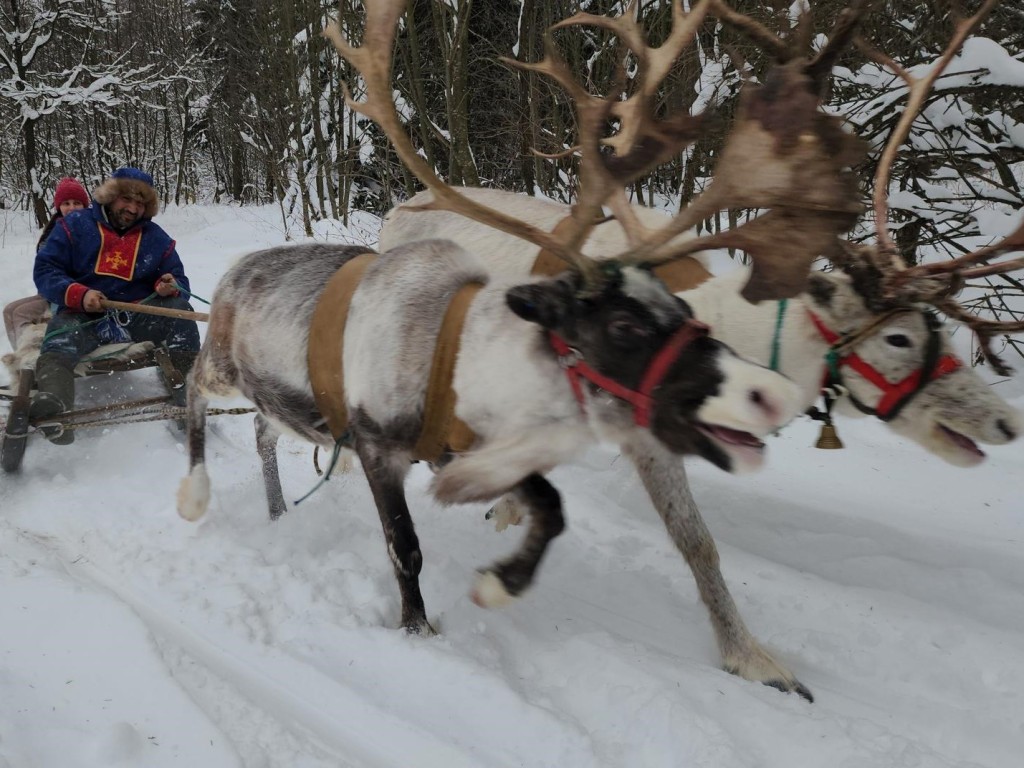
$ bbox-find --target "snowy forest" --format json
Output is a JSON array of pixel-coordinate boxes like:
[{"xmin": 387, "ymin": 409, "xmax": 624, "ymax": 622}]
[
  {"xmin": 2, "ymin": 3, "xmax": 1024, "ymax": 765},
  {"xmin": 0, "ymin": 0, "xmax": 1022, "ymax": 346}
]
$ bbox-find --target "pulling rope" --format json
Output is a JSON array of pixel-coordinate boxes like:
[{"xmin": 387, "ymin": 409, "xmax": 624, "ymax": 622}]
[{"xmin": 25, "ymin": 403, "xmax": 256, "ymax": 440}]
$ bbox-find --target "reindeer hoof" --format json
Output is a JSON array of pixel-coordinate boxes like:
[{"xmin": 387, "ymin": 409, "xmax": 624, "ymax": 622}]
[
  {"xmin": 403, "ymin": 618, "xmax": 437, "ymax": 637},
  {"xmin": 177, "ymin": 465, "xmax": 210, "ymax": 521},
  {"xmin": 484, "ymin": 496, "xmax": 525, "ymax": 532},
  {"xmin": 470, "ymin": 570, "xmax": 518, "ymax": 609},
  {"xmin": 724, "ymin": 658, "xmax": 814, "ymax": 703},
  {"xmin": 763, "ymin": 678, "xmax": 814, "ymax": 703}
]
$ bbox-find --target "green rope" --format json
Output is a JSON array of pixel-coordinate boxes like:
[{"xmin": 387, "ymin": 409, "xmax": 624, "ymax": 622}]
[
  {"xmin": 293, "ymin": 436, "xmax": 349, "ymax": 505},
  {"xmin": 173, "ymin": 281, "xmax": 211, "ymax": 305},
  {"xmin": 769, "ymin": 299, "xmax": 788, "ymax": 372},
  {"xmin": 825, "ymin": 348, "xmax": 842, "ymax": 381},
  {"xmin": 42, "ymin": 314, "xmax": 104, "ymax": 343},
  {"xmin": 41, "ymin": 291, "xmax": 161, "ymax": 344}
]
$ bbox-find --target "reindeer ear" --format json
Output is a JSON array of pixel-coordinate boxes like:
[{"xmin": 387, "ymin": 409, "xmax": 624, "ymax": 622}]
[
  {"xmin": 506, "ymin": 280, "xmax": 575, "ymax": 329},
  {"xmin": 806, "ymin": 273, "xmax": 837, "ymax": 308}
]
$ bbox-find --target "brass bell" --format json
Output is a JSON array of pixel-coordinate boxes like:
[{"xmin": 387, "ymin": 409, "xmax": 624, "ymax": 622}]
[{"xmin": 814, "ymin": 422, "xmax": 844, "ymax": 449}]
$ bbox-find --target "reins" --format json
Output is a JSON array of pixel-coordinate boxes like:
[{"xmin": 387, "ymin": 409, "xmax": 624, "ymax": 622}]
[
  {"xmin": 807, "ymin": 308, "xmax": 961, "ymax": 422},
  {"xmin": 549, "ymin": 319, "xmax": 710, "ymax": 428}
]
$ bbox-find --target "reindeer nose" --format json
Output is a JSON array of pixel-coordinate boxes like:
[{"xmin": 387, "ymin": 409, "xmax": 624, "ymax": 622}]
[
  {"xmin": 748, "ymin": 388, "xmax": 780, "ymax": 425},
  {"xmin": 997, "ymin": 418, "xmax": 1017, "ymax": 441}
]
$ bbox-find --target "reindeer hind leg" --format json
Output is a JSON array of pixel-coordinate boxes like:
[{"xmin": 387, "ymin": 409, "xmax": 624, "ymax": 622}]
[
  {"xmin": 471, "ymin": 473, "xmax": 565, "ymax": 608},
  {"xmin": 254, "ymin": 414, "xmax": 288, "ymax": 521}
]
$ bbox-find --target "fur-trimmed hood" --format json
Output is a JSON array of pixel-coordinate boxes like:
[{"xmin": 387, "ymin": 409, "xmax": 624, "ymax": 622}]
[{"xmin": 92, "ymin": 167, "xmax": 159, "ymax": 219}]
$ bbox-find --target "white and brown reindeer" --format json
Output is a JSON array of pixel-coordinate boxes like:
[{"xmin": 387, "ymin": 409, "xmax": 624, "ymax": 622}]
[
  {"xmin": 179, "ymin": 0, "xmax": 954, "ymax": 701},
  {"xmin": 380, "ymin": 0, "xmax": 1023, "ymax": 702},
  {"xmin": 176, "ymin": 239, "xmax": 804, "ymax": 623},
  {"xmin": 173, "ymin": 2, "xmax": 852, "ymax": 649}
]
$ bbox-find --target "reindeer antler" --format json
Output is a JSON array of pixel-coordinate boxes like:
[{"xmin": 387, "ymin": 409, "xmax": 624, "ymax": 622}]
[
  {"xmin": 854, "ymin": 0, "xmax": 1022, "ymax": 373},
  {"xmin": 325, "ymin": 0, "xmax": 603, "ymax": 284},
  {"xmin": 501, "ymin": 0, "xmax": 711, "ymax": 258},
  {"xmin": 600, "ymin": 0, "xmax": 871, "ymax": 301},
  {"xmin": 329, "ymin": 0, "xmax": 871, "ymax": 301}
]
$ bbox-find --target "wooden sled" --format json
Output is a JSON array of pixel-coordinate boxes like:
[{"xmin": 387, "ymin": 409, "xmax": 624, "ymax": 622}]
[{"xmin": 0, "ymin": 341, "xmax": 182, "ymax": 473}]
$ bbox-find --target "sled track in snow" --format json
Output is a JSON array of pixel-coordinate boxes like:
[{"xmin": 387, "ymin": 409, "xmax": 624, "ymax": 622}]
[{"xmin": 30, "ymin": 532, "xmax": 504, "ymax": 768}]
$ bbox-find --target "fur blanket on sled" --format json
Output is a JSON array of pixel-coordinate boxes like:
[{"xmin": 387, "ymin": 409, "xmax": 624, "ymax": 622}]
[
  {"xmin": 2, "ymin": 320, "xmax": 155, "ymax": 390},
  {"xmin": 2, "ymin": 321, "xmax": 47, "ymax": 387}
]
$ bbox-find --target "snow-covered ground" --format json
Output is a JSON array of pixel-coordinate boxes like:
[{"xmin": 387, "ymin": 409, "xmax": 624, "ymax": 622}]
[{"xmin": 1, "ymin": 203, "xmax": 1022, "ymax": 768}]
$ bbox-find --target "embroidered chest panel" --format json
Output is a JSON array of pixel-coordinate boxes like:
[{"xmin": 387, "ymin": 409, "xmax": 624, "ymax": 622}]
[{"xmin": 95, "ymin": 225, "xmax": 143, "ymax": 281}]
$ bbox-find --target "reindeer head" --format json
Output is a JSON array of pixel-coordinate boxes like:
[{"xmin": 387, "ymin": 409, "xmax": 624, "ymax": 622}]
[
  {"xmin": 506, "ymin": 263, "xmax": 803, "ymax": 472},
  {"xmin": 807, "ymin": 270, "xmax": 1020, "ymax": 466},
  {"xmin": 805, "ymin": 0, "xmax": 1022, "ymax": 463}
]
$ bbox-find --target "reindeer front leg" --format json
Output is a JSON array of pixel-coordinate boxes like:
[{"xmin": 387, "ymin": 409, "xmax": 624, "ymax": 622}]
[
  {"xmin": 471, "ymin": 474, "xmax": 566, "ymax": 608},
  {"xmin": 622, "ymin": 434, "xmax": 813, "ymax": 702},
  {"xmin": 355, "ymin": 435, "xmax": 434, "ymax": 636}
]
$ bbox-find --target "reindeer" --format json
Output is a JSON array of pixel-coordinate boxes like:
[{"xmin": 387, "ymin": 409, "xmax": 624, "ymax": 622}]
[
  {"xmin": 177, "ymin": 239, "xmax": 806, "ymax": 624},
  {"xmin": 175, "ymin": 3, "xmax": 827, "ymax": 646},
  {"xmin": 222, "ymin": 0, "xmax": 897, "ymax": 700},
  {"xmin": 380, "ymin": 0, "xmax": 1022, "ymax": 701}
]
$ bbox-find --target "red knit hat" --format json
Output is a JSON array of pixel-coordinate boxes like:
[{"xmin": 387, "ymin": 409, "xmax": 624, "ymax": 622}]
[{"xmin": 53, "ymin": 177, "xmax": 90, "ymax": 211}]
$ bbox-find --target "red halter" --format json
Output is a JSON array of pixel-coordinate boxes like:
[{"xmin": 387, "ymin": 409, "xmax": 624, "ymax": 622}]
[
  {"xmin": 549, "ymin": 319, "xmax": 710, "ymax": 428},
  {"xmin": 807, "ymin": 310, "xmax": 961, "ymax": 420}
]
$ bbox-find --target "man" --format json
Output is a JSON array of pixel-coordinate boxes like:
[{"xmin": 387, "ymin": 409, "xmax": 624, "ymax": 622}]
[{"xmin": 31, "ymin": 167, "xmax": 200, "ymax": 444}]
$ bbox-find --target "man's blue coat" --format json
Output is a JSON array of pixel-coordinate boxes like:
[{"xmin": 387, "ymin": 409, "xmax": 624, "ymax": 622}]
[{"xmin": 34, "ymin": 201, "xmax": 190, "ymax": 311}]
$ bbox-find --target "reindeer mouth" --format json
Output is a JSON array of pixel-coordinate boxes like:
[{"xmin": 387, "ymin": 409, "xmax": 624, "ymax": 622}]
[
  {"xmin": 936, "ymin": 423, "xmax": 986, "ymax": 463},
  {"xmin": 698, "ymin": 423, "xmax": 766, "ymax": 472}
]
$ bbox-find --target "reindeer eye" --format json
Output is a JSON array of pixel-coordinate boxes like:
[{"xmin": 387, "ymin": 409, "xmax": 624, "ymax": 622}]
[
  {"xmin": 885, "ymin": 333, "xmax": 911, "ymax": 348},
  {"xmin": 607, "ymin": 314, "xmax": 651, "ymax": 342}
]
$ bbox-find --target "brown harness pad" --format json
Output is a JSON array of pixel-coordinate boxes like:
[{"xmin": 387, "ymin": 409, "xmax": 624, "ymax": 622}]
[
  {"xmin": 308, "ymin": 252, "xmax": 480, "ymax": 459},
  {"xmin": 412, "ymin": 281, "xmax": 483, "ymax": 462},
  {"xmin": 308, "ymin": 252, "xmax": 377, "ymax": 441}
]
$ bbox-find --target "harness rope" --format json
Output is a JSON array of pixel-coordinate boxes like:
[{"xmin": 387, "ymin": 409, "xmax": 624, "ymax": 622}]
[{"xmin": 7, "ymin": 403, "xmax": 256, "ymax": 441}]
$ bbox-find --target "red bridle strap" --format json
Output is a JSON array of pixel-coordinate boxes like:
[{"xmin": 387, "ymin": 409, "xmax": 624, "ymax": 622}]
[
  {"xmin": 549, "ymin": 319, "xmax": 709, "ymax": 428},
  {"xmin": 807, "ymin": 311, "xmax": 961, "ymax": 419}
]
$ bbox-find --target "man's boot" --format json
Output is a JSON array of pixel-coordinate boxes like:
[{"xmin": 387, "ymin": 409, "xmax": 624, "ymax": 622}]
[
  {"xmin": 164, "ymin": 348, "xmax": 197, "ymax": 408},
  {"xmin": 159, "ymin": 348, "xmax": 197, "ymax": 433},
  {"xmin": 30, "ymin": 352, "xmax": 76, "ymax": 445}
]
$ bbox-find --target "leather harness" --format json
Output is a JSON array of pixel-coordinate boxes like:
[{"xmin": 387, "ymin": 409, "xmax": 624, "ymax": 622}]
[
  {"xmin": 307, "ymin": 252, "xmax": 480, "ymax": 463},
  {"xmin": 308, "ymin": 217, "xmax": 711, "ymax": 462}
]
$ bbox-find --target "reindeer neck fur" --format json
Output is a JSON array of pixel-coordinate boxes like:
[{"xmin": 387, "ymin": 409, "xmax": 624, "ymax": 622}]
[{"xmin": 679, "ymin": 268, "xmax": 828, "ymax": 411}]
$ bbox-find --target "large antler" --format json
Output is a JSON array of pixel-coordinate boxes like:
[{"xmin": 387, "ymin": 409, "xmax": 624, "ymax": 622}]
[
  {"xmin": 325, "ymin": 0, "xmax": 603, "ymax": 284},
  {"xmin": 503, "ymin": 0, "xmax": 872, "ymax": 300},
  {"xmin": 328, "ymin": 0, "xmax": 869, "ymax": 301},
  {"xmin": 846, "ymin": 0, "xmax": 1023, "ymax": 373},
  {"xmin": 502, "ymin": 0, "xmax": 711, "ymax": 261},
  {"xmin": 599, "ymin": 0, "xmax": 873, "ymax": 301}
]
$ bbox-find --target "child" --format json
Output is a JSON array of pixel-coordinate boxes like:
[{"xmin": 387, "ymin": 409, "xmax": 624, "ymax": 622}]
[{"xmin": 2, "ymin": 177, "xmax": 90, "ymax": 348}]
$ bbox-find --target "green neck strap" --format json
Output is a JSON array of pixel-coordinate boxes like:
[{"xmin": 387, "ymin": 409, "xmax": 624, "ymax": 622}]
[{"xmin": 769, "ymin": 299, "xmax": 788, "ymax": 372}]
